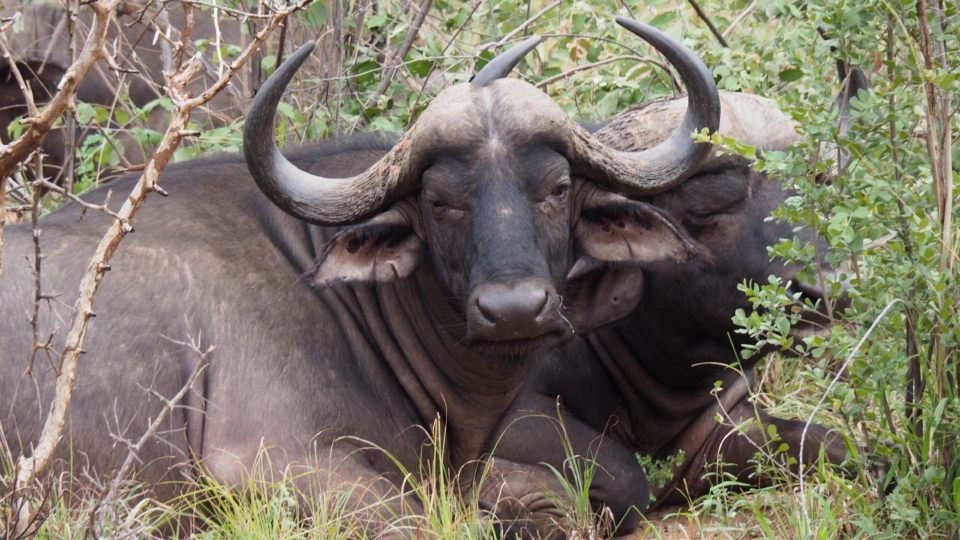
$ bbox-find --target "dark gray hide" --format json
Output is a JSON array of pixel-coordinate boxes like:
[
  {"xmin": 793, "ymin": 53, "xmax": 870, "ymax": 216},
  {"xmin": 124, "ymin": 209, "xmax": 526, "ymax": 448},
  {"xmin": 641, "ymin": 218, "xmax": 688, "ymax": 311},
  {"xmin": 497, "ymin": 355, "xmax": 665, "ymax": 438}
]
[
  {"xmin": 0, "ymin": 21, "xmax": 719, "ymax": 538},
  {"xmin": 492, "ymin": 75, "xmax": 873, "ymax": 532}
]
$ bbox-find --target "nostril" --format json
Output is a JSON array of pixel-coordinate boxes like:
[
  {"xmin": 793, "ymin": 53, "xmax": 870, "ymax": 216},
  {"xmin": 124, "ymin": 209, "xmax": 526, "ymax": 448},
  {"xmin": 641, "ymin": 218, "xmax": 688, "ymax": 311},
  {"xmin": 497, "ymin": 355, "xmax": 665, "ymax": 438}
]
[
  {"xmin": 475, "ymin": 295, "xmax": 498, "ymax": 325},
  {"xmin": 526, "ymin": 288, "xmax": 549, "ymax": 318}
]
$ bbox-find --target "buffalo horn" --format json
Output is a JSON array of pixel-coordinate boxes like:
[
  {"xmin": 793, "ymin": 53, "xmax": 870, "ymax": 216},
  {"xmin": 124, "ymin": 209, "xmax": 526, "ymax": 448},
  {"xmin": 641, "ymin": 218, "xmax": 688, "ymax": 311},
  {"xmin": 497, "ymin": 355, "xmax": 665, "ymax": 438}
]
[
  {"xmin": 472, "ymin": 36, "xmax": 542, "ymax": 87},
  {"xmin": 244, "ymin": 41, "xmax": 420, "ymax": 225},
  {"xmin": 579, "ymin": 18, "xmax": 720, "ymax": 195}
]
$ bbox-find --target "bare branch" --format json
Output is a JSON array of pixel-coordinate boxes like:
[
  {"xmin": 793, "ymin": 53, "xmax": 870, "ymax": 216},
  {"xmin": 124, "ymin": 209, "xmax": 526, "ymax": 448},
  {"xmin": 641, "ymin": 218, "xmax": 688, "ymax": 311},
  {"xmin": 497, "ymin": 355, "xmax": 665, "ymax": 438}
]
[
  {"xmin": 0, "ymin": 0, "xmax": 124, "ymax": 181},
  {"xmin": 535, "ymin": 55, "xmax": 663, "ymax": 88},
  {"xmin": 96, "ymin": 341, "xmax": 212, "ymax": 529},
  {"xmin": 36, "ymin": 181, "xmax": 124, "ymax": 222},
  {"xmin": 116, "ymin": 0, "xmax": 244, "ymax": 106},
  {"xmin": 685, "ymin": 0, "xmax": 729, "ymax": 48},
  {"xmin": 370, "ymin": 0, "xmax": 433, "ymax": 105},
  {"xmin": 9, "ymin": 1, "xmax": 308, "ymax": 533},
  {"xmin": 0, "ymin": 12, "xmax": 20, "ymax": 34}
]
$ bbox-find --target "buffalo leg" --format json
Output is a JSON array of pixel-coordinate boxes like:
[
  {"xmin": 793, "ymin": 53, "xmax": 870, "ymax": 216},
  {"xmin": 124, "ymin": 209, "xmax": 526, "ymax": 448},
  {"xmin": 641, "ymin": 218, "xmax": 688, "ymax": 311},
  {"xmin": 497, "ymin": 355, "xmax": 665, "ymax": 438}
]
[
  {"xmin": 489, "ymin": 393, "xmax": 649, "ymax": 537},
  {"xmin": 666, "ymin": 400, "xmax": 849, "ymax": 503}
]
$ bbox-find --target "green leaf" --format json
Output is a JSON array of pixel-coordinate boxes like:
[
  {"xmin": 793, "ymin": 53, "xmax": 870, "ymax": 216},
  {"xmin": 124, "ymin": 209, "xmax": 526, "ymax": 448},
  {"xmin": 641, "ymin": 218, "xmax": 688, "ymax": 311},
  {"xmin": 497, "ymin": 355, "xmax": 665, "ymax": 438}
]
[
  {"xmin": 371, "ymin": 117, "xmax": 397, "ymax": 131},
  {"xmin": 474, "ymin": 49, "xmax": 496, "ymax": 73},
  {"xmin": 408, "ymin": 59, "xmax": 433, "ymax": 78},
  {"xmin": 142, "ymin": 97, "xmax": 174, "ymax": 114},
  {"xmin": 778, "ymin": 317, "xmax": 792, "ymax": 336},
  {"xmin": 368, "ymin": 13, "xmax": 388, "ymax": 29},
  {"xmin": 76, "ymin": 102, "xmax": 96, "ymax": 125},
  {"xmin": 649, "ymin": 12, "xmax": 677, "ymax": 28},
  {"xmin": 276, "ymin": 102, "xmax": 296, "ymax": 120},
  {"xmin": 778, "ymin": 68, "xmax": 803, "ymax": 82},
  {"xmin": 261, "ymin": 55, "xmax": 277, "ymax": 72},
  {"xmin": 301, "ymin": 2, "xmax": 329, "ymax": 27},
  {"xmin": 173, "ymin": 146, "xmax": 200, "ymax": 163},
  {"xmin": 842, "ymin": 7, "xmax": 864, "ymax": 29},
  {"xmin": 352, "ymin": 60, "xmax": 382, "ymax": 84}
]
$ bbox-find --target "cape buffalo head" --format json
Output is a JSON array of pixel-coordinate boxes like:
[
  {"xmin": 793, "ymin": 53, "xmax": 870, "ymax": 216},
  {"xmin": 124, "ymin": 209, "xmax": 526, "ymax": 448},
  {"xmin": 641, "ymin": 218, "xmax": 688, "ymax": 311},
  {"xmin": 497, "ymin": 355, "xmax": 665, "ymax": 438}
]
[
  {"xmin": 593, "ymin": 71, "xmax": 867, "ymax": 367},
  {"xmin": 243, "ymin": 19, "xmax": 720, "ymax": 356}
]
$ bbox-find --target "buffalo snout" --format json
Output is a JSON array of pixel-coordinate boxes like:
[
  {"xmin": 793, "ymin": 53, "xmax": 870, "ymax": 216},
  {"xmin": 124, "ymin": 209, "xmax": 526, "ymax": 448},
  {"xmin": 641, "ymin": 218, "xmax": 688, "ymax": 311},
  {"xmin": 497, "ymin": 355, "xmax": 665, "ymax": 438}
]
[{"xmin": 467, "ymin": 281, "xmax": 567, "ymax": 343}]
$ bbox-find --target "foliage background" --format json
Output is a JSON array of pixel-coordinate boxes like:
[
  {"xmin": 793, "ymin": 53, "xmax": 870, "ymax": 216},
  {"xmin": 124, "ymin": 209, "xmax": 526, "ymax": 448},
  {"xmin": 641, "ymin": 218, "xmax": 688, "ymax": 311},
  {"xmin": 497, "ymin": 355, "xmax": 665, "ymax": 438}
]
[{"xmin": 2, "ymin": 0, "xmax": 959, "ymax": 537}]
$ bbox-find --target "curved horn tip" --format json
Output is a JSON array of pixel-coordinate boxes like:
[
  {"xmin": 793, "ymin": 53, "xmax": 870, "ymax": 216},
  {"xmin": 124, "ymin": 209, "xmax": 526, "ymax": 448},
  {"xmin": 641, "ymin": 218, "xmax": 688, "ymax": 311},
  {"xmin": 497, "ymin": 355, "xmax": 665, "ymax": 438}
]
[
  {"xmin": 472, "ymin": 35, "xmax": 543, "ymax": 87},
  {"xmin": 614, "ymin": 15, "xmax": 719, "ymax": 129},
  {"xmin": 584, "ymin": 16, "xmax": 720, "ymax": 195},
  {"xmin": 286, "ymin": 40, "xmax": 317, "ymax": 67},
  {"xmin": 615, "ymin": 17, "xmax": 655, "ymax": 38},
  {"xmin": 252, "ymin": 40, "xmax": 317, "ymax": 102}
]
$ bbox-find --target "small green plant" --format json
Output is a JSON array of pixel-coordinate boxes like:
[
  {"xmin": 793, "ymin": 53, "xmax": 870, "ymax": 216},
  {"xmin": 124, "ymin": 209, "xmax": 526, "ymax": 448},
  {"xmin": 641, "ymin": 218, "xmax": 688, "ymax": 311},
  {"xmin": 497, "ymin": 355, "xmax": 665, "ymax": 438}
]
[{"xmin": 635, "ymin": 449, "xmax": 685, "ymax": 503}]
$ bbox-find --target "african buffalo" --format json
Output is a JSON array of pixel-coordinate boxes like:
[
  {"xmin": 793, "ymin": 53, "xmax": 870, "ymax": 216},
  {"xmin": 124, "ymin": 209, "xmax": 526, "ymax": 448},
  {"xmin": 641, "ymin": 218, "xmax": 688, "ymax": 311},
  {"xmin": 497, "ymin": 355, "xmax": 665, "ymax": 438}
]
[
  {"xmin": 492, "ymin": 70, "xmax": 871, "ymax": 526},
  {"xmin": 0, "ymin": 19, "xmax": 718, "ymax": 536}
]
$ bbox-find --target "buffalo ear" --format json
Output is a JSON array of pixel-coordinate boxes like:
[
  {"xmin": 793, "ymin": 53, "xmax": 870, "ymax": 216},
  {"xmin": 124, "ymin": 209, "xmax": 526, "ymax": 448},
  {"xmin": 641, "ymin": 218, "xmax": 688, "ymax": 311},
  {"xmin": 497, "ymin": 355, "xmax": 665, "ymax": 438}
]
[
  {"xmin": 561, "ymin": 194, "xmax": 697, "ymax": 332},
  {"xmin": 573, "ymin": 194, "xmax": 697, "ymax": 264},
  {"xmin": 309, "ymin": 206, "xmax": 426, "ymax": 287},
  {"xmin": 561, "ymin": 263, "xmax": 647, "ymax": 334}
]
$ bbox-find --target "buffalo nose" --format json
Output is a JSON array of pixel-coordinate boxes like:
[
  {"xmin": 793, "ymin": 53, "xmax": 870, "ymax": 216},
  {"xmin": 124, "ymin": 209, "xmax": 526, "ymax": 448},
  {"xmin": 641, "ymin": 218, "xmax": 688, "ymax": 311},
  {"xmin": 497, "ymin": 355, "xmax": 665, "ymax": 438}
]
[
  {"xmin": 477, "ymin": 286, "xmax": 548, "ymax": 324},
  {"xmin": 468, "ymin": 282, "xmax": 567, "ymax": 343}
]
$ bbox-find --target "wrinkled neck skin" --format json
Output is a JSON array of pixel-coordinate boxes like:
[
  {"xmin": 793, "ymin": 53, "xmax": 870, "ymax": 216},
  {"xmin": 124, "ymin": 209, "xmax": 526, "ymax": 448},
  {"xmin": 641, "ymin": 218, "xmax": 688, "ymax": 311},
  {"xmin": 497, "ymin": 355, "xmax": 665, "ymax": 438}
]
[
  {"xmin": 582, "ymin": 304, "xmax": 752, "ymax": 455},
  {"xmin": 339, "ymin": 268, "xmax": 534, "ymax": 469},
  {"xmin": 261, "ymin": 202, "xmax": 532, "ymax": 471}
]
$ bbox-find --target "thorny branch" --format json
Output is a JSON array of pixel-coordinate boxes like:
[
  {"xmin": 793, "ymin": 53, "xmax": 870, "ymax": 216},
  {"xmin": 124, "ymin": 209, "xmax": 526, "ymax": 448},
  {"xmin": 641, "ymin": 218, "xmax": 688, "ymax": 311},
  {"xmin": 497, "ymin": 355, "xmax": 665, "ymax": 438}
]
[
  {"xmin": 0, "ymin": 0, "xmax": 124, "ymax": 284},
  {"xmin": 88, "ymin": 339, "xmax": 212, "ymax": 536},
  {"xmin": 7, "ymin": 0, "xmax": 309, "ymax": 535},
  {"xmin": 117, "ymin": 0, "xmax": 244, "ymax": 106}
]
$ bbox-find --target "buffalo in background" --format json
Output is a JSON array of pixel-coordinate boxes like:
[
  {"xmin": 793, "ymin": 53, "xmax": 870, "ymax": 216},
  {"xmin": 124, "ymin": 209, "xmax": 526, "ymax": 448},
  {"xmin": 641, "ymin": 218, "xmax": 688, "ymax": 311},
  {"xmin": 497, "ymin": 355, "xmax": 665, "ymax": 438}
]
[
  {"xmin": 0, "ymin": 2, "xmax": 243, "ymax": 186},
  {"xmin": 493, "ymin": 70, "xmax": 876, "ymax": 518},
  {"xmin": 0, "ymin": 20, "xmax": 720, "ymax": 538}
]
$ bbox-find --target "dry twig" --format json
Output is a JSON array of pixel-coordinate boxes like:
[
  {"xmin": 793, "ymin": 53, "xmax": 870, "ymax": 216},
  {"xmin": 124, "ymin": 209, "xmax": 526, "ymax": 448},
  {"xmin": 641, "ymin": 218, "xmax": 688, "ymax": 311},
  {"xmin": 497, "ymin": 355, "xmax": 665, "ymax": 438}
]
[
  {"xmin": 0, "ymin": 12, "xmax": 20, "ymax": 34},
  {"xmin": 88, "ymin": 339, "xmax": 212, "ymax": 536},
  {"xmin": 8, "ymin": 0, "xmax": 308, "ymax": 534},
  {"xmin": 685, "ymin": 0, "xmax": 729, "ymax": 48},
  {"xmin": 536, "ymin": 55, "xmax": 662, "ymax": 88},
  {"xmin": 0, "ymin": 0, "xmax": 124, "ymax": 284}
]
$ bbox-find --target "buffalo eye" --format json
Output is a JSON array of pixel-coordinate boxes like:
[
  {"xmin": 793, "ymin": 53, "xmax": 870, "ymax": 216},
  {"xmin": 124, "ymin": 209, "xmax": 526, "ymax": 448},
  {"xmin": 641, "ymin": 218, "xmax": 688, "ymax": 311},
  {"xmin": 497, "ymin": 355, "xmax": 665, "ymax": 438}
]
[
  {"xmin": 682, "ymin": 209, "xmax": 721, "ymax": 229},
  {"xmin": 428, "ymin": 198, "xmax": 465, "ymax": 220},
  {"xmin": 550, "ymin": 183, "xmax": 570, "ymax": 201},
  {"xmin": 539, "ymin": 178, "xmax": 571, "ymax": 212}
]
